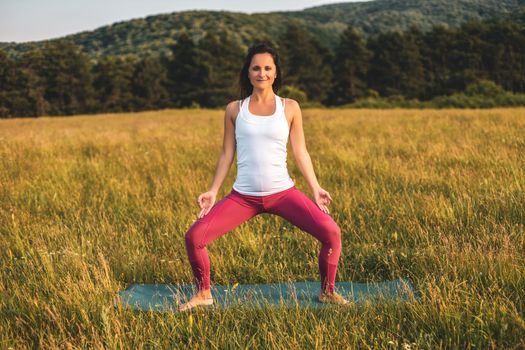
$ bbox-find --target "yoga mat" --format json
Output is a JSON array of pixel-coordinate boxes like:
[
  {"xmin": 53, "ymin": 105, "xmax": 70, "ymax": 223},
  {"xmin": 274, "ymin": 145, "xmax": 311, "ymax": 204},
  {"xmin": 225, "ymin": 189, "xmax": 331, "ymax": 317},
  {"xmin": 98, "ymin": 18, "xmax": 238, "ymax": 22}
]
[{"xmin": 115, "ymin": 278, "xmax": 419, "ymax": 312}]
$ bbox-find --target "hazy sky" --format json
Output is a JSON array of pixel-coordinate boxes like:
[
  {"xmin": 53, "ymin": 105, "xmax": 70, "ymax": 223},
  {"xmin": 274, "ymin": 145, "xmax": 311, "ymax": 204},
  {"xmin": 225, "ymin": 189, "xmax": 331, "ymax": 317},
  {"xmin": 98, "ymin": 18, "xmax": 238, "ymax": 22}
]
[{"xmin": 0, "ymin": 0, "xmax": 367, "ymax": 43}]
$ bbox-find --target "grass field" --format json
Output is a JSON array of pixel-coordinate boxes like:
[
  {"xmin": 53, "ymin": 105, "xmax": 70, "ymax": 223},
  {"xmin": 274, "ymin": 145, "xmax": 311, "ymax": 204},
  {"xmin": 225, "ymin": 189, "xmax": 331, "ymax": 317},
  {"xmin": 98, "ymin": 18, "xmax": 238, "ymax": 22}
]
[{"xmin": 1, "ymin": 108, "xmax": 524, "ymax": 349}]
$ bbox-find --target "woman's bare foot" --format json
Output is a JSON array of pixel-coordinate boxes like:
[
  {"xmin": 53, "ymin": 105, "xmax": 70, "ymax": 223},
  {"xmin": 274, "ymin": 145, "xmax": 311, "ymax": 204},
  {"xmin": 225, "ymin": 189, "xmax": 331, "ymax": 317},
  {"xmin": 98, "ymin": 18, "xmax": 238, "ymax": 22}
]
[
  {"xmin": 178, "ymin": 289, "xmax": 214, "ymax": 312},
  {"xmin": 319, "ymin": 291, "xmax": 350, "ymax": 305}
]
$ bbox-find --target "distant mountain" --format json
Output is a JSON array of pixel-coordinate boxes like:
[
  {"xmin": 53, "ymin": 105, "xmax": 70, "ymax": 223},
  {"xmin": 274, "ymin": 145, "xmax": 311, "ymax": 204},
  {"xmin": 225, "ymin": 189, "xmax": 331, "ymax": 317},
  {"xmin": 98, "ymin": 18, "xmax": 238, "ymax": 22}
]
[{"xmin": 1, "ymin": 0, "xmax": 524, "ymax": 61}]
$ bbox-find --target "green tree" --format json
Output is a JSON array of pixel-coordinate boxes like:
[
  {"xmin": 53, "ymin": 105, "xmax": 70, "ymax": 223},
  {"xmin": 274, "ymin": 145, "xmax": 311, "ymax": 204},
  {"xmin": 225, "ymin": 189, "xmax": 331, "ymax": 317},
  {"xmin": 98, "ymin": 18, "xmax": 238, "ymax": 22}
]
[
  {"xmin": 196, "ymin": 31, "xmax": 244, "ymax": 107},
  {"xmin": 132, "ymin": 56, "xmax": 169, "ymax": 110},
  {"xmin": 325, "ymin": 25, "xmax": 371, "ymax": 105},
  {"xmin": 367, "ymin": 30, "xmax": 425, "ymax": 99},
  {"xmin": 279, "ymin": 23, "xmax": 332, "ymax": 103},
  {"xmin": 22, "ymin": 40, "xmax": 94, "ymax": 115},
  {"xmin": 447, "ymin": 21, "xmax": 487, "ymax": 94},
  {"xmin": 420, "ymin": 25, "xmax": 457, "ymax": 99},
  {"xmin": 280, "ymin": 85, "xmax": 308, "ymax": 104},
  {"xmin": 167, "ymin": 31, "xmax": 244, "ymax": 107},
  {"xmin": 481, "ymin": 21, "xmax": 525, "ymax": 92},
  {"xmin": 166, "ymin": 33, "xmax": 209, "ymax": 107},
  {"xmin": 3, "ymin": 50, "xmax": 52, "ymax": 117},
  {"xmin": 0, "ymin": 52, "xmax": 35, "ymax": 117},
  {"xmin": 92, "ymin": 56, "xmax": 135, "ymax": 112}
]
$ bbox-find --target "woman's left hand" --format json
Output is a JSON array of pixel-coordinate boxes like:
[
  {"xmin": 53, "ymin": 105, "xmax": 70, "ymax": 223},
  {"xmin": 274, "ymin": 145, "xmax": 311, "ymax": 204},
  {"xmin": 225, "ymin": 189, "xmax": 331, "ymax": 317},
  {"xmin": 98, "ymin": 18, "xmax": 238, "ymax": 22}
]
[{"xmin": 313, "ymin": 187, "xmax": 333, "ymax": 214}]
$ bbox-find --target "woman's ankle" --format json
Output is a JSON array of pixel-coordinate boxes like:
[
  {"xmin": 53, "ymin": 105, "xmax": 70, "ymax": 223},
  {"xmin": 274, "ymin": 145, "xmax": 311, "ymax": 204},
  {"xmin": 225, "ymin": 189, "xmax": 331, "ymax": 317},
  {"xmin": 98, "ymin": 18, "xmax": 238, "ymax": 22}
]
[
  {"xmin": 197, "ymin": 289, "xmax": 212, "ymax": 298},
  {"xmin": 321, "ymin": 288, "xmax": 335, "ymax": 295}
]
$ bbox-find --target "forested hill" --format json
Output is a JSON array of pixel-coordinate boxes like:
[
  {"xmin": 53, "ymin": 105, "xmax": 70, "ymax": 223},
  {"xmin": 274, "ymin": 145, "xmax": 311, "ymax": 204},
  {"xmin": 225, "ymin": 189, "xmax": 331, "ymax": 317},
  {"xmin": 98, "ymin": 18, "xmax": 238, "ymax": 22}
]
[
  {"xmin": 283, "ymin": 0, "xmax": 525, "ymax": 34},
  {"xmin": 1, "ymin": 0, "xmax": 524, "ymax": 61}
]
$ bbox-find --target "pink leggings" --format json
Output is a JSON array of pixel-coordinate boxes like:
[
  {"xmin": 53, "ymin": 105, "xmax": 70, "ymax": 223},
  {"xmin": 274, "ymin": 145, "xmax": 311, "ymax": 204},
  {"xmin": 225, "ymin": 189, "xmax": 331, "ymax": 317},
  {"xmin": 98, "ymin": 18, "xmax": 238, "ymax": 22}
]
[{"xmin": 184, "ymin": 185, "xmax": 342, "ymax": 293}]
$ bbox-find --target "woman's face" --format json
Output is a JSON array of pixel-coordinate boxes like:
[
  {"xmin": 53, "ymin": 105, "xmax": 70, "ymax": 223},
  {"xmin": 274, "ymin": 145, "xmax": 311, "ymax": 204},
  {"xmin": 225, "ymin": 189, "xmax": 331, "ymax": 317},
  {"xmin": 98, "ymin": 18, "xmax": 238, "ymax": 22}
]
[{"xmin": 248, "ymin": 53, "xmax": 277, "ymax": 89}]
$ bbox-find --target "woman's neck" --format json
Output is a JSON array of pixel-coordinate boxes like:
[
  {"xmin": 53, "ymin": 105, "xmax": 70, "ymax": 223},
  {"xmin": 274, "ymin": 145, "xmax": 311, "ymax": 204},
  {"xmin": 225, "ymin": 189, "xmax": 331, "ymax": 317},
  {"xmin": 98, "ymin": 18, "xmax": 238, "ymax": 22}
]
[{"xmin": 250, "ymin": 88, "xmax": 276, "ymax": 102}]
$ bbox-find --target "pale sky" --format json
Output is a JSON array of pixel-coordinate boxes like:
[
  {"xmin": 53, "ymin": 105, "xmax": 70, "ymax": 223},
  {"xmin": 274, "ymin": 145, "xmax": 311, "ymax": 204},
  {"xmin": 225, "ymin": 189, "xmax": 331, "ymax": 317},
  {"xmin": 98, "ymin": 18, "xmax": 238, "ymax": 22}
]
[{"xmin": 0, "ymin": 0, "xmax": 367, "ymax": 43}]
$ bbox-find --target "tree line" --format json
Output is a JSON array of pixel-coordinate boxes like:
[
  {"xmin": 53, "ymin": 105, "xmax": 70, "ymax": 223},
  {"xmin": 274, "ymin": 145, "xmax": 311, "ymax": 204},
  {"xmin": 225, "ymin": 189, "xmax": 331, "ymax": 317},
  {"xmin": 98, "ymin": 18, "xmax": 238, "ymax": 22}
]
[{"xmin": 0, "ymin": 18, "xmax": 524, "ymax": 117}]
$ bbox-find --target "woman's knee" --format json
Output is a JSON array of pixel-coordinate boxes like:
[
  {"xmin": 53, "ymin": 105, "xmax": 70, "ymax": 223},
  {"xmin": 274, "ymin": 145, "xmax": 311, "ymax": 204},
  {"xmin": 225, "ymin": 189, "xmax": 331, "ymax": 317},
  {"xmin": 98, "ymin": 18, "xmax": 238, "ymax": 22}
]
[
  {"xmin": 323, "ymin": 221, "xmax": 341, "ymax": 247},
  {"xmin": 184, "ymin": 223, "xmax": 207, "ymax": 249}
]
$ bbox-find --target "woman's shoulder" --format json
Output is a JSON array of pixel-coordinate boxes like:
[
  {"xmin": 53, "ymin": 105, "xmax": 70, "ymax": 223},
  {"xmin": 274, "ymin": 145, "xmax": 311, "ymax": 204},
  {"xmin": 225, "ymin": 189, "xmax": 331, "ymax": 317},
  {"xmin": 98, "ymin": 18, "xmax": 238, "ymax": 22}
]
[
  {"xmin": 226, "ymin": 99, "xmax": 241, "ymax": 109},
  {"xmin": 225, "ymin": 99, "xmax": 242, "ymax": 121},
  {"xmin": 282, "ymin": 97, "xmax": 300, "ymax": 111}
]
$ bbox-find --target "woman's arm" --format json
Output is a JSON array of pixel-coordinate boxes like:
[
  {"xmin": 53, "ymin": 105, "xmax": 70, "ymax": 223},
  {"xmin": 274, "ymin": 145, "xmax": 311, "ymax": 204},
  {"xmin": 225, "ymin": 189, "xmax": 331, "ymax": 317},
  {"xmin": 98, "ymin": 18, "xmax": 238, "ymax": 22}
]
[
  {"xmin": 196, "ymin": 101, "xmax": 238, "ymax": 218},
  {"xmin": 288, "ymin": 99, "xmax": 333, "ymax": 214},
  {"xmin": 288, "ymin": 99, "xmax": 321, "ymax": 193},
  {"xmin": 207, "ymin": 101, "xmax": 237, "ymax": 194}
]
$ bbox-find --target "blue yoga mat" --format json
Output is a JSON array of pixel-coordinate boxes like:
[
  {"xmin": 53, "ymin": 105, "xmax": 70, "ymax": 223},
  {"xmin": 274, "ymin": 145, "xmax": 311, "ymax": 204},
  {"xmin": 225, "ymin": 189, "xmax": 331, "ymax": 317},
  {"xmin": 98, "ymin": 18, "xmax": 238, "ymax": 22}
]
[{"xmin": 116, "ymin": 278, "xmax": 419, "ymax": 311}]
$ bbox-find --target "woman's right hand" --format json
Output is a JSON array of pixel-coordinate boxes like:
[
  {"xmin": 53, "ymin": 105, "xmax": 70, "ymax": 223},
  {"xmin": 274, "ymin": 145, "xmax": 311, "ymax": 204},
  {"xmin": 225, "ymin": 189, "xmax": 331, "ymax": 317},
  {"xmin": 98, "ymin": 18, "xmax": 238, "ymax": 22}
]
[{"xmin": 197, "ymin": 191, "xmax": 217, "ymax": 218}]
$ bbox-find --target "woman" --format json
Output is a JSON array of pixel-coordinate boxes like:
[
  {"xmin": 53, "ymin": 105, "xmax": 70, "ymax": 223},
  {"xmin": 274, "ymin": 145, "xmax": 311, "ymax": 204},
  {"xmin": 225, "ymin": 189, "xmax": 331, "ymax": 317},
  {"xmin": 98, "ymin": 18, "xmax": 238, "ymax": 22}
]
[{"xmin": 179, "ymin": 43, "xmax": 349, "ymax": 311}]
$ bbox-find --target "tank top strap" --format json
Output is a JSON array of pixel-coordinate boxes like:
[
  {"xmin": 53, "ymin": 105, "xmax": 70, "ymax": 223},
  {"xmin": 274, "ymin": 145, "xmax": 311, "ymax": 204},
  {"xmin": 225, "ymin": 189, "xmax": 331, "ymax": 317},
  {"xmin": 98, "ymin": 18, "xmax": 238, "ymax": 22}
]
[
  {"xmin": 275, "ymin": 95, "xmax": 284, "ymax": 116},
  {"xmin": 235, "ymin": 99, "xmax": 241, "ymax": 119},
  {"xmin": 238, "ymin": 97, "xmax": 248, "ymax": 117},
  {"xmin": 240, "ymin": 97, "xmax": 250, "ymax": 111}
]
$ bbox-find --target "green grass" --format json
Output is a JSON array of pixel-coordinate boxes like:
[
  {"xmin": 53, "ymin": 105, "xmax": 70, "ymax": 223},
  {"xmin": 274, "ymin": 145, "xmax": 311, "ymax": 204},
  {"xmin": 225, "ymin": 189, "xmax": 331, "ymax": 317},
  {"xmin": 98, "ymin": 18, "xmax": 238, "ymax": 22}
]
[{"xmin": 1, "ymin": 108, "xmax": 524, "ymax": 348}]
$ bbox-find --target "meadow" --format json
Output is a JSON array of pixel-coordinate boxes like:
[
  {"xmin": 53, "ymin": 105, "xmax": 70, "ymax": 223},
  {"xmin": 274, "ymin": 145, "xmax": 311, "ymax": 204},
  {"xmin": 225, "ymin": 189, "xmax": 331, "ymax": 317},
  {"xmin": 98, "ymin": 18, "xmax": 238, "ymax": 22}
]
[{"xmin": 1, "ymin": 107, "xmax": 524, "ymax": 349}]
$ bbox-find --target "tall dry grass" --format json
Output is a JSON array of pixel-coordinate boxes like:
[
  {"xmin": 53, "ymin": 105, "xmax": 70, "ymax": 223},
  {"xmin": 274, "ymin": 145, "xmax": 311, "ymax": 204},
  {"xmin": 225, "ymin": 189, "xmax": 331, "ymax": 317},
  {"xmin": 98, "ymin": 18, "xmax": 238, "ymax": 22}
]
[{"xmin": 1, "ymin": 108, "xmax": 524, "ymax": 348}]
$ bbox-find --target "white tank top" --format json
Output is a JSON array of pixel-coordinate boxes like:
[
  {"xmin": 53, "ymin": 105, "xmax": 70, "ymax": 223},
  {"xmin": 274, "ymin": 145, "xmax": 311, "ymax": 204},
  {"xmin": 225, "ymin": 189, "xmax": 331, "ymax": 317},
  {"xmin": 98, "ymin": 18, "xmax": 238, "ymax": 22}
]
[{"xmin": 232, "ymin": 94, "xmax": 295, "ymax": 196}]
